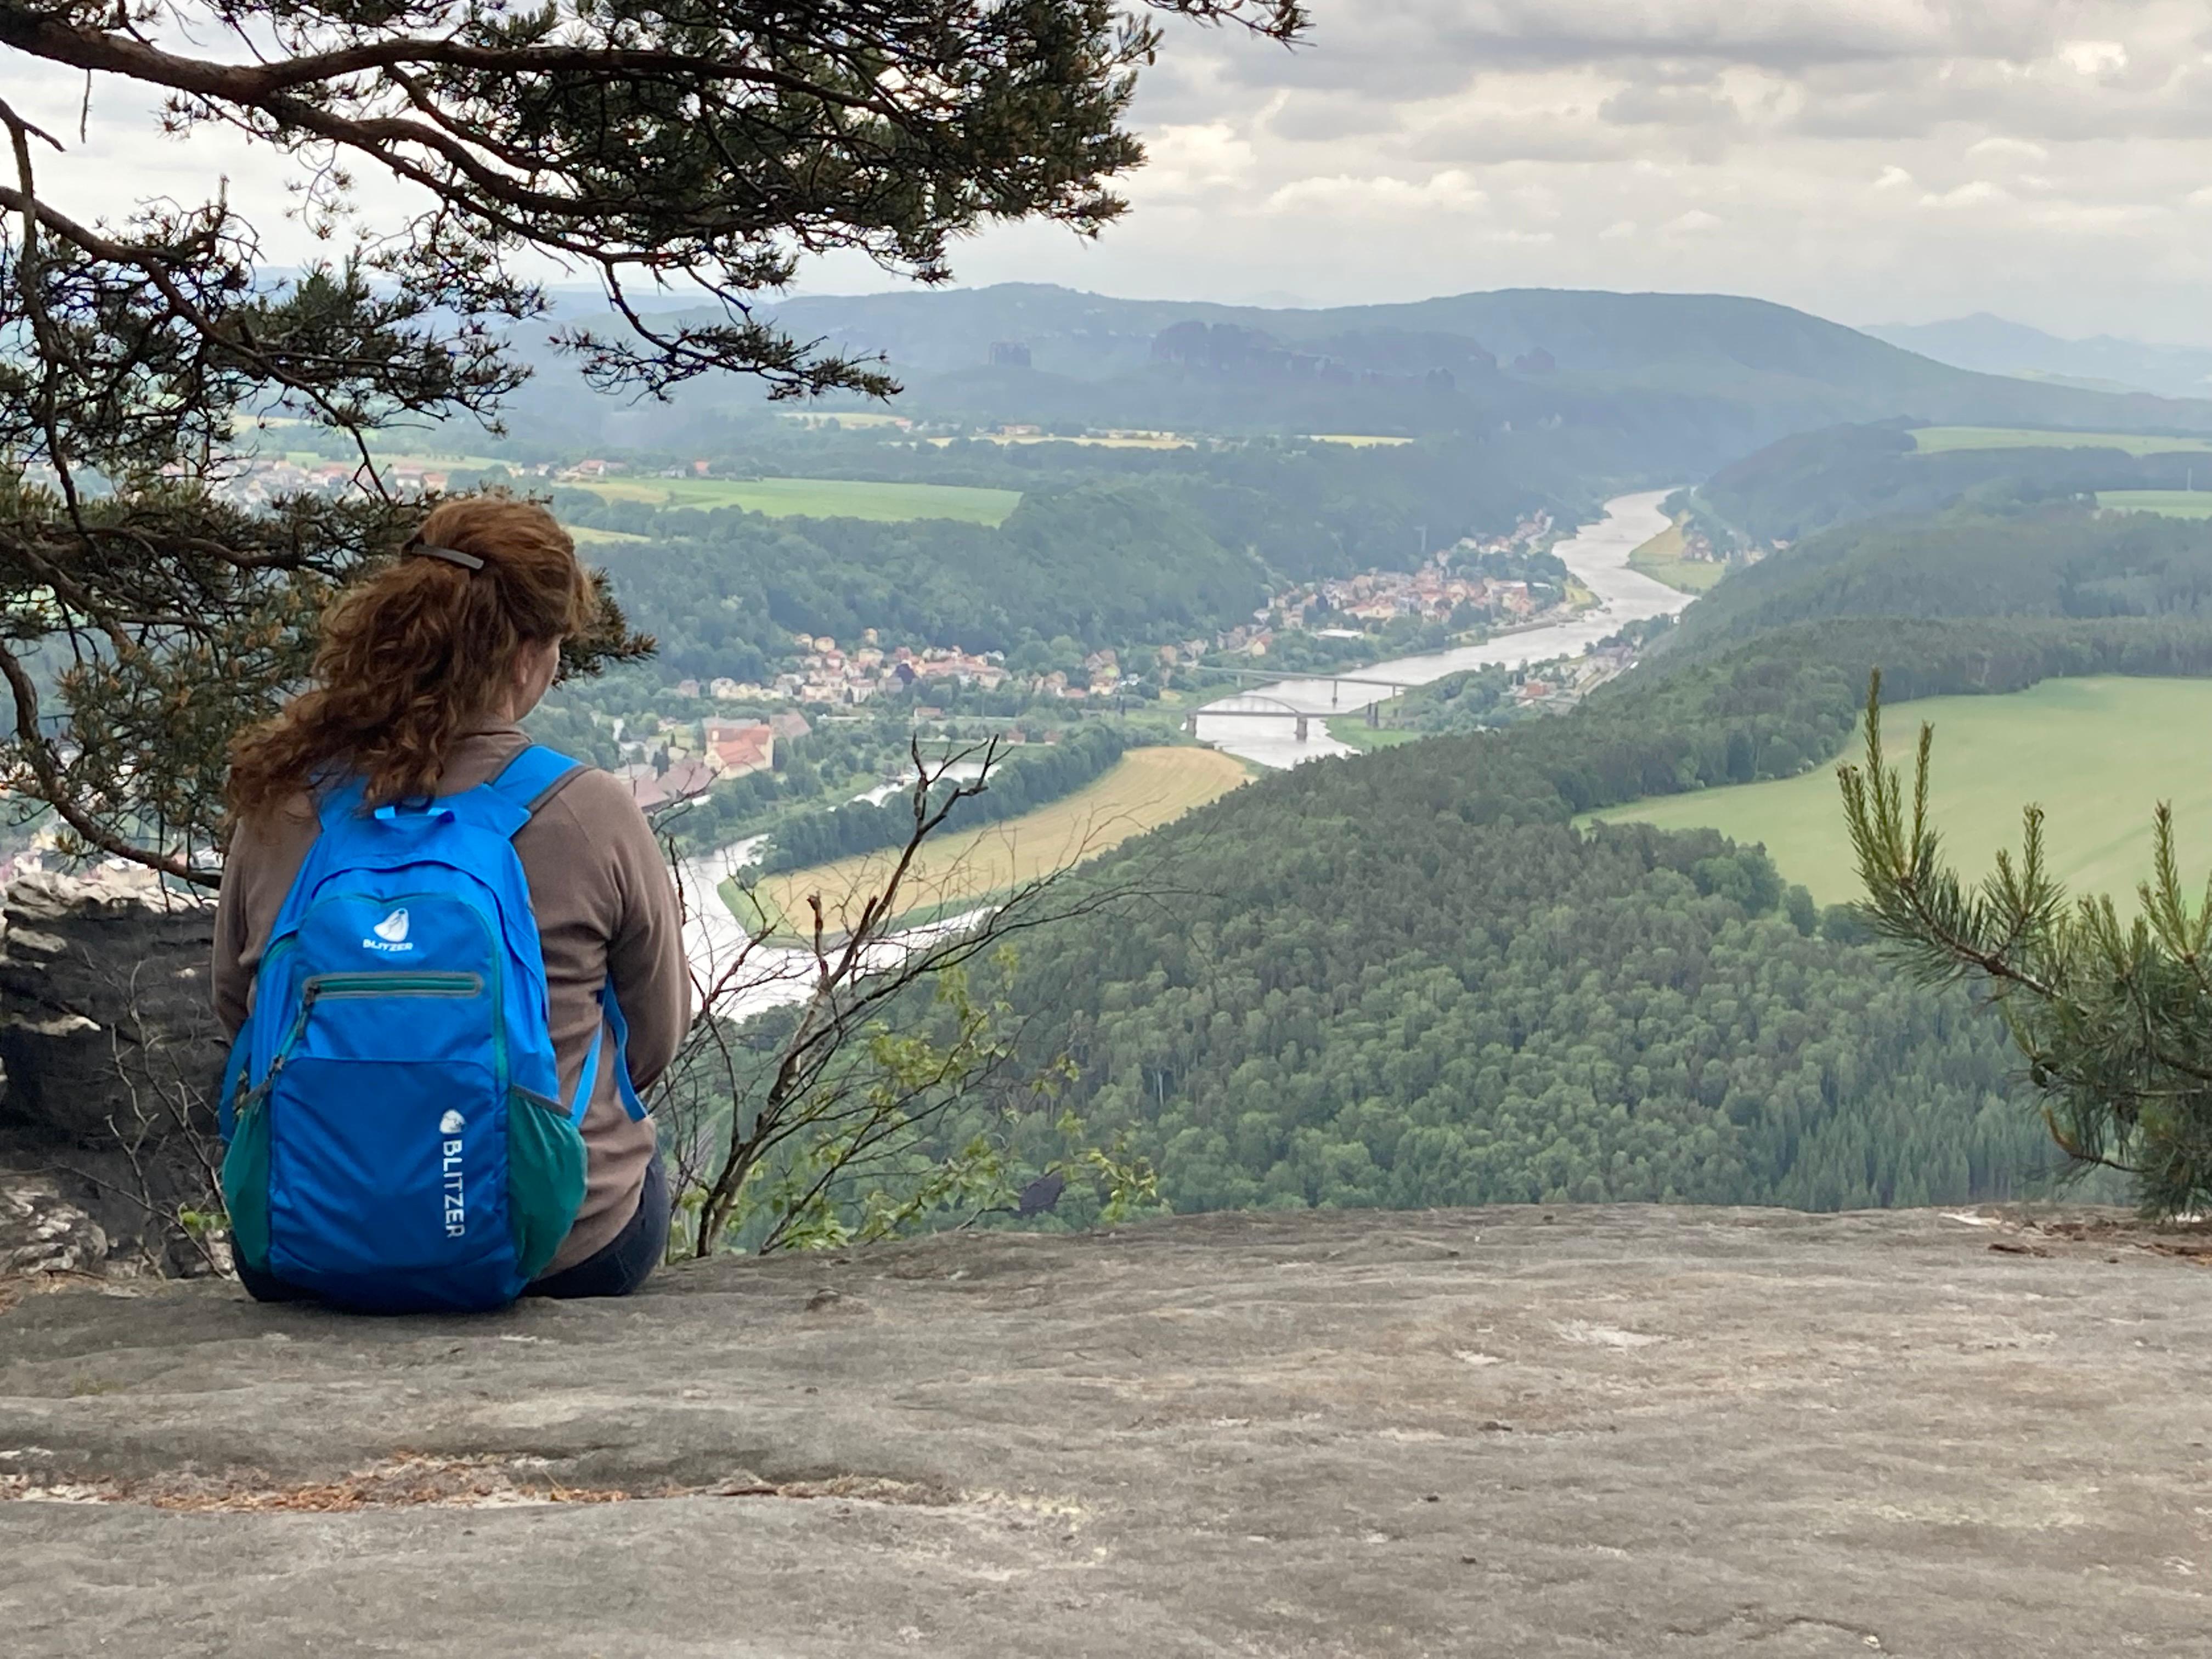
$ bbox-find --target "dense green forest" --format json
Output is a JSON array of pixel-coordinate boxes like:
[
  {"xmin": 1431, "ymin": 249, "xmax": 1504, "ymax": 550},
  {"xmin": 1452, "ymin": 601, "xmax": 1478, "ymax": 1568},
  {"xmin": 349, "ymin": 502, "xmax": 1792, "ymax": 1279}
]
[
  {"xmin": 1669, "ymin": 501, "xmax": 2212, "ymax": 660},
  {"xmin": 981, "ymin": 820, "xmax": 2041, "ymax": 1214},
  {"xmin": 885, "ymin": 513, "xmax": 2212, "ymax": 1221},
  {"xmin": 567, "ymin": 483, "xmax": 1267, "ymax": 671},
  {"xmin": 541, "ymin": 430, "xmax": 1606, "ymax": 582},
  {"xmin": 1376, "ymin": 663, "xmax": 1528, "ymax": 736}
]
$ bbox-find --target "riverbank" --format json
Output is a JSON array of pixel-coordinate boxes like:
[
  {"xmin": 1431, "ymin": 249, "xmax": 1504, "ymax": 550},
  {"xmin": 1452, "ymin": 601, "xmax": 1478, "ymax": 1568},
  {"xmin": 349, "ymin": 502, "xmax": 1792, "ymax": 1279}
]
[
  {"xmin": 1195, "ymin": 489, "xmax": 1692, "ymax": 769},
  {"xmin": 673, "ymin": 489, "xmax": 1694, "ymax": 996}
]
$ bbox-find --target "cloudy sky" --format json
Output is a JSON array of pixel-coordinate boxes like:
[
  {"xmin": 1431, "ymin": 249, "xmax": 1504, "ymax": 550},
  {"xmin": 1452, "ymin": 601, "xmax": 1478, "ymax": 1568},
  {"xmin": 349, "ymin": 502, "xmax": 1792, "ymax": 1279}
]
[
  {"xmin": 9, "ymin": 0, "xmax": 2212, "ymax": 340},
  {"xmin": 917, "ymin": 0, "xmax": 2212, "ymax": 342}
]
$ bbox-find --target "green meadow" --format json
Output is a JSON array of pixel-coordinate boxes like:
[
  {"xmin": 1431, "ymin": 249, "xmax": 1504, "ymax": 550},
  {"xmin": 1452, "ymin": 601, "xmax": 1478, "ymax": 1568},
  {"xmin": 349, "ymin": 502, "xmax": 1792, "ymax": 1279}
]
[
  {"xmin": 1585, "ymin": 676, "xmax": 2212, "ymax": 906},
  {"xmin": 2096, "ymin": 489, "xmax": 2212, "ymax": 519},
  {"xmin": 1910, "ymin": 426, "xmax": 2212, "ymax": 457},
  {"xmin": 1627, "ymin": 518, "xmax": 1730, "ymax": 594},
  {"xmin": 575, "ymin": 475, "xmax": 1022, "ymax": 524}
]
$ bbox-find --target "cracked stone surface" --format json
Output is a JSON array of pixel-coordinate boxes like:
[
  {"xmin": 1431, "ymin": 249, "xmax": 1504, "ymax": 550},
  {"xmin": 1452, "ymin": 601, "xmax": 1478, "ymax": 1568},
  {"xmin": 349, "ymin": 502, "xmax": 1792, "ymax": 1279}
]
[{"xmin": 2, "ymin": 1204, "xmax": 2209, "ymax": 1657}]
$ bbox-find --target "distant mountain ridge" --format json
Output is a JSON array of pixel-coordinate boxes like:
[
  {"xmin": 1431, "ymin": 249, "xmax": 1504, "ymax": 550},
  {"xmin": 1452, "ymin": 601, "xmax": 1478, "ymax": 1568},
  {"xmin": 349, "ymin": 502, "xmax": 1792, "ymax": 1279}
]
[
  {"xmin": 738, "ymin": 283, "xmax": 2207, "ymax": 410},
  {"xmin": 1860, "ymin": 313, "xmax": 2212, "ymax": 401},
  {"xmin": 501, "ymin": 284, "xmax": 2212, "ymax": 466}
]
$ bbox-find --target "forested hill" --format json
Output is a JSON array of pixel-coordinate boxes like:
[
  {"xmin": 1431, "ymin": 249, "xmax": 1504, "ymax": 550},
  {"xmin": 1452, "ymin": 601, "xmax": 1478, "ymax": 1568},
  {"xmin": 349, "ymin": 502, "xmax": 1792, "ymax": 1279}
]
[
  {"xmin": 500, "ymin": 285, "xmax": 2212, "ymax": 462},
  {"xmin": 922, "ymin": 516, "xmax": 2212, "ymax": 1220},
  {"xmin": 555, "ymin": 435, "xmax": 1635, "ymax": 673},
  {"xmin": 1666, "ymin": 503, "xmax": 2212, "ymax": 663},
  {"xmin": 574, "ymin": 483, "xmax": 1270, "ymax": 675},
  {"xmin": 1698, "ymin": 422, "xmax": 2212, "ymax": 545},
  {"xmin": 942, "ymin": 619, "xmax": 2102, "ymax": 1215}
]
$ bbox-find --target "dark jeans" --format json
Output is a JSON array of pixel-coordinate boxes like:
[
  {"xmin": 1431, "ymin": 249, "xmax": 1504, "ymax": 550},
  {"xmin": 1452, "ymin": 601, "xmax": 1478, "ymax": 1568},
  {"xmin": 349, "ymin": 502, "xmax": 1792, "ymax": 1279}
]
[
  {"xmin": 238, "ymin": 1155, "xmax": 670, "ymax": 1306},
  {"xmin": 526, "ymin": 1154, "xmax": 669, "ymax": 1300}
]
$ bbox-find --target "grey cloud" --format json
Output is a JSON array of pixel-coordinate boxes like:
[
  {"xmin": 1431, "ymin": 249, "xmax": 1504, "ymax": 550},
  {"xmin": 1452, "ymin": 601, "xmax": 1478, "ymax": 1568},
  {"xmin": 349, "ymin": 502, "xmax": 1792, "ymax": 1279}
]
[
  {"xmin": 1400, "ymin": 112, "xmax": 1644, "ymax": 168},
  {"xmin": 1598, "ymin": 83, "xmax": 1743, "ymax": 128},
  {"xmin": 1784, "ymin": 56, "xmax": 2212, "ymax": 145},
  {"xmin": 1268, "ymin": 89, "xmax": 1412, "ymax": 144},
  {"xmin": 1213, "ymin": 0, "xmax": 2059, "ymax": 94}
]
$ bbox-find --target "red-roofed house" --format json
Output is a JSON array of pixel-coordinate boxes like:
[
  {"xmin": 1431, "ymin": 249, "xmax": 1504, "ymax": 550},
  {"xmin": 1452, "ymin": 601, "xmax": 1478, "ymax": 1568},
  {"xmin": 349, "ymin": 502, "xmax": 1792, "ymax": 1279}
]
[{"xmin": 703, "ymin": 720, "xmax": 775, "ymax": 778}]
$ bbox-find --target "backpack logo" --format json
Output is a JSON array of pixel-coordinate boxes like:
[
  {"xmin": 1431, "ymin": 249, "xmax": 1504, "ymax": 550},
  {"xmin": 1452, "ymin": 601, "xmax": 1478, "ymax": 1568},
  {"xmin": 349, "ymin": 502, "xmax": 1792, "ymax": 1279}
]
[
  {"xmin": 363, "ymin": 907, "xmax": 414, "ymax": 953},
  {"xmin": 441, "ymin": 1109, "xmax": 467, "ymax": 1237}
]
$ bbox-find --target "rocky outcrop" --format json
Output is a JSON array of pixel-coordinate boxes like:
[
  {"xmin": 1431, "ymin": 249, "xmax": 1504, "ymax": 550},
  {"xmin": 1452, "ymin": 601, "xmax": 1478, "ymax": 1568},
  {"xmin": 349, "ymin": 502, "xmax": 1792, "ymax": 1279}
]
[
  {"xmin": 0, "ymin": 871, "xmax": 224, "ymax": 1277},
  {"xmin": 2, "ymin": 1204, "xmax": 2208, "ymax": 1656},
  {"xmin": 0, "ymin": 1175, "xmax": 106, "ymax": 1276}
]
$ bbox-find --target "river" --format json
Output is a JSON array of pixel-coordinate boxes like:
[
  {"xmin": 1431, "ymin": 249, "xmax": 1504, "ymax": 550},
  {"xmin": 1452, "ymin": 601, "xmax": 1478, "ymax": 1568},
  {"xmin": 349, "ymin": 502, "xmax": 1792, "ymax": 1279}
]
[
  {"xmin": 680, "ymin": 487, "xmax": 1689, "ymax": 1000},
  {"xmin": 1194, "ymin": 488, "xmax": 1688, "ymax": 769}
]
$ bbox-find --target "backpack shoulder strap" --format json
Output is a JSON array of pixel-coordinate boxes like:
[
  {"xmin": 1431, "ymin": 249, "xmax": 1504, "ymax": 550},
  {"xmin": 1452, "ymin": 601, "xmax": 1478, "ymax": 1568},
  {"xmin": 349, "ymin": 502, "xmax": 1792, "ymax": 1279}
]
[
  {"xmin": 484, "ymin": 744, "xmax": 585, "ymax": 825},
  {"xmin": 313, "ymin": 774, "xmax": 369, "ymax": 834}
]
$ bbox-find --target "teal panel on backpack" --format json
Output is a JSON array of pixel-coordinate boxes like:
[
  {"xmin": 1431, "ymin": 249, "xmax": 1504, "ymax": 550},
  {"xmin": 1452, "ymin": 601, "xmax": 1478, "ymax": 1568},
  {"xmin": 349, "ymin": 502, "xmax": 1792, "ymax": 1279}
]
[
  {"xmin": 222, "ymin": 1092, "xmax": 273, "ymax": 1275},
  {"xmin": 507, "ymin": 1087, "xmax": 589, "ymax": 1282}
]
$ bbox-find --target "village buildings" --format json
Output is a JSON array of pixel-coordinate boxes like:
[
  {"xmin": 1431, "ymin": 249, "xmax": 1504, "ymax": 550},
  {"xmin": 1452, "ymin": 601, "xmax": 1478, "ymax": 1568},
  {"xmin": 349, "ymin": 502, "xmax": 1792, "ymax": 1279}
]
[
  {"xmin": 674, "ymin": 636, "xmax": 1012, "ymax": 707},
  {"xmin": 1238, "ymin": 512, "xmax": 1562, "ymax": 650}
]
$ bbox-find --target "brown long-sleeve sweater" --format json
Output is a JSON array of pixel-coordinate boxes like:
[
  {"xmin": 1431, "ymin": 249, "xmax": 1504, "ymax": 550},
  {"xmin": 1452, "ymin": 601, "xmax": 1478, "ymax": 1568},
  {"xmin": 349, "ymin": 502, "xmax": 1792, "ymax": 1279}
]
[{"xmin": 211, "ymin": 725, "xmax": 691, "ymax": 1276}]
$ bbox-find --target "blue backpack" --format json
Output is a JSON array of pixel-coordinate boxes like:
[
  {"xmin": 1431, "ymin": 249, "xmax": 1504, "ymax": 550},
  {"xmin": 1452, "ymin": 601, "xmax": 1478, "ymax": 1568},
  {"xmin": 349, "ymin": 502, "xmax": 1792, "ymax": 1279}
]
[{"xmin": 218, "ymin": 746, "xmax": 646, "ymax": 1312}]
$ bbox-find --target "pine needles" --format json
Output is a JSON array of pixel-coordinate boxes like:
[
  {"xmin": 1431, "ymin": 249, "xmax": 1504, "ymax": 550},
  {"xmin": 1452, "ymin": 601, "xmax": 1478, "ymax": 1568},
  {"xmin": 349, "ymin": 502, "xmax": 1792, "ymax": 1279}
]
[{"xmin": 1841, "ymin": 671, "xmax": 2212, "ymax": 1216}]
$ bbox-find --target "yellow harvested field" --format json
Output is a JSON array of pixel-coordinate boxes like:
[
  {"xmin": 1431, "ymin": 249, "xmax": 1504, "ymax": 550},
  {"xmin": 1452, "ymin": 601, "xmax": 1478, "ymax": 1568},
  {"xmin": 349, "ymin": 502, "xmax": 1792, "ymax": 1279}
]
[{"xmin": 736, "ymin": 746, "xmax": 1251, "ymax": 933}]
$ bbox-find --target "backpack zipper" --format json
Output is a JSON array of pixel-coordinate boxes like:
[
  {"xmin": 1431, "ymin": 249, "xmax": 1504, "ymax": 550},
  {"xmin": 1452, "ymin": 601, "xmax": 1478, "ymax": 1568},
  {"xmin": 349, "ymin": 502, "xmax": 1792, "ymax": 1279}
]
[{"xmin": 302, "ymin": 972, "xmax": 485, "ymax": 1000}]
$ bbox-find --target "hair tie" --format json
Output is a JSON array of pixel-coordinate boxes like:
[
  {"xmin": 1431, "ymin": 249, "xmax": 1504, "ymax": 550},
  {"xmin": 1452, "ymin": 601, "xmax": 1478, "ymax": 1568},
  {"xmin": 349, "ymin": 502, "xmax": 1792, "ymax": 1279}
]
[{"xmin": 405, "ymin": 543, "xmax": 484, "ymax": 571}]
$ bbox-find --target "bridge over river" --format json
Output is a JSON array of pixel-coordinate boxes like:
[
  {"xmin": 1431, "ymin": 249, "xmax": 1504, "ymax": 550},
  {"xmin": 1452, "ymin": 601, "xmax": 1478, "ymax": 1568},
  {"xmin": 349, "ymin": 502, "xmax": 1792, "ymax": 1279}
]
[
  {"xmin": 1190, "ymin": 488, "xmax": 1690, "ymax": 770},
  {"xmin": 1185, "ymin": 686, "xmax": 1412, "ymax": 741}
]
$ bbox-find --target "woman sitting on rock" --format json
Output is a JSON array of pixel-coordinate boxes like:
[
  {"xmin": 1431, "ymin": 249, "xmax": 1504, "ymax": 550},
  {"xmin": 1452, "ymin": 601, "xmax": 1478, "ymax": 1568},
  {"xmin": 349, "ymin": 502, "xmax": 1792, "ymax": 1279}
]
[{"xmin": 212, "ymin": 497, "xmax": 689, "ymax": 1310}]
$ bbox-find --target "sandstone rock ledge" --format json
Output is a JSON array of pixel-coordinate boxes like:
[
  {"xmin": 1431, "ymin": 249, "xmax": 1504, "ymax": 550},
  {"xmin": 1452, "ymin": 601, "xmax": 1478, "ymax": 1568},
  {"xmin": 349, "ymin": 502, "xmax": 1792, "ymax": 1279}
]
[{"xmin": 2, "ymin": 1205, "xmax": 2208, "ymax": 1658}]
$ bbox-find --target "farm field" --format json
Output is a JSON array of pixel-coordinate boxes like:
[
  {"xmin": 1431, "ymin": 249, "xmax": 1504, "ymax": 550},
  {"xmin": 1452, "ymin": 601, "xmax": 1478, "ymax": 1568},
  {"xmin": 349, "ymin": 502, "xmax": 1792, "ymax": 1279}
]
[
  {"xmin": 1910, "ymin": 426, "xmax": 2212, "ymax": 456},
  {"xmin": 731, "ymin": 746, "xmax": 1251, "ymax": 934},
  {"xmin": 775, "ymin": 410, "xmax": 912, "ymax": 428},
  {"xmin": 1626, "ymin": 519, "xmax": 1729, "ymax": 594},
  {"xmin": 1584, "ymin": 676, "xmax": 2212, "ymax": 906},
  {"xmin": 281, "ymin": 448, "xmax": 507, "ymax": 472},
  {"xmin": 2096, "ymin": 489, "xmax": 2212, "ymax": 519},
  {"xmin": 574, "ymin": 475, "xmax": 1022, "ymax": 524}
]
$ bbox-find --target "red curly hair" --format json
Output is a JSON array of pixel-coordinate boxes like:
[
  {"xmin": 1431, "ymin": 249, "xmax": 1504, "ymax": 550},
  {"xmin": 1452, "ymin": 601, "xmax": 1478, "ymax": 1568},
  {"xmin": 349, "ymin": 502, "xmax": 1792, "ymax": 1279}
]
[{"xmin": 227, "ymin": 497, "xmax": 594, "ymax": 819}]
